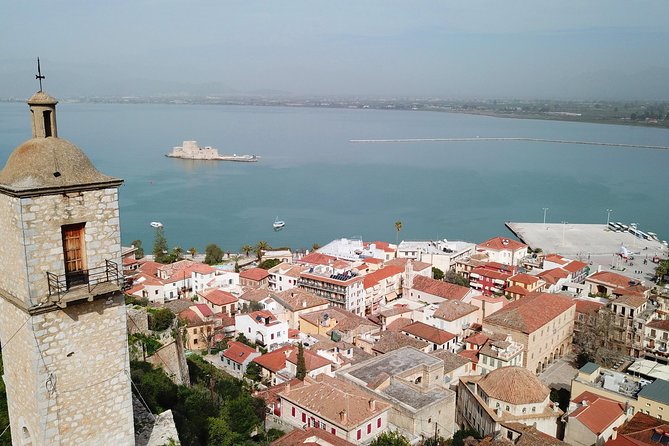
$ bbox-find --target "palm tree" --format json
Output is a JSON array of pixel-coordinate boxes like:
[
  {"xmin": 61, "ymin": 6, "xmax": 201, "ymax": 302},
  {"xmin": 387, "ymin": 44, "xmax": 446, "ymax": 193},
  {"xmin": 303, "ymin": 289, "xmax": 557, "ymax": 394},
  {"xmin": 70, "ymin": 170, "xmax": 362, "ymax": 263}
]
[
  {"xmin": 394, "ymin": 220, "xmax": 403, "ymax": 245},
  {"xmin": 188, "ymin": 247, "xmax": 197, "ymax": 258},
  {"xmin": 255, "ymin": 240, "xmax": 270, "ymax": 262},
  {"xmin": 241, "ymin": 244, "xmax": 253, "ymax": 257}
]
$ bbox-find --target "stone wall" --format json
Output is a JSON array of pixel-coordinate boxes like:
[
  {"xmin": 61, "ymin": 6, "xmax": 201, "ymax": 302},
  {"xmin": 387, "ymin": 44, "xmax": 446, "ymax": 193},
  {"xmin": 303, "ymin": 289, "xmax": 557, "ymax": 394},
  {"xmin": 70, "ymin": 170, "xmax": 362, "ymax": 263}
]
[
  {"xmin": 147, "ymin": 337, "xmax": 190, "ymax": 387},
  {"xmin": 0, "ymin": 187, "xmax": 121, "ymax": 307},
  {"xmin": 0, "ymin": 294, "xmax": 135, "ymax": 445}
]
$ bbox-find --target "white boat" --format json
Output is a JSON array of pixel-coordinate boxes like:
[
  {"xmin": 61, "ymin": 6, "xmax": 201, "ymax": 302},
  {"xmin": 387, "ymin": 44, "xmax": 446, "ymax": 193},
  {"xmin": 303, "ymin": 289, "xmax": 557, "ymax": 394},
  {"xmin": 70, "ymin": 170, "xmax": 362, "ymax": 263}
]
[
  {"xmin": 150, "ymin": 221, "xmax": 163, "ymax": 228},
  {"xmin": 273, "ymin": 217, "xmax": 285, "ymax": 229}
]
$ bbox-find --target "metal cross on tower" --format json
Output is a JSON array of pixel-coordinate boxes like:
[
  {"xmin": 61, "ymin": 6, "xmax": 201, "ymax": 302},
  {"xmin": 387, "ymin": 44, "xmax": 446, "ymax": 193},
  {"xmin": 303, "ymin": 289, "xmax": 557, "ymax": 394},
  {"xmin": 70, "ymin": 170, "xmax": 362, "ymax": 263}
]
[{"xmin": 36, "ymin": 57, "xmax": 45, "ymax": 91}]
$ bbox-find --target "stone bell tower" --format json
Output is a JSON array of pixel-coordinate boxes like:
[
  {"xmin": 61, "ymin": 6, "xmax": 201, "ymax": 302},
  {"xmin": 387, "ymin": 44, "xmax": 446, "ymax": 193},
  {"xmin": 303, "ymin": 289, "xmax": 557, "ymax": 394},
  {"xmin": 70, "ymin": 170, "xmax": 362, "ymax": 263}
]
[{"xmin": 0, "ymin": 87, "xmax": 134, "ymax": 443}]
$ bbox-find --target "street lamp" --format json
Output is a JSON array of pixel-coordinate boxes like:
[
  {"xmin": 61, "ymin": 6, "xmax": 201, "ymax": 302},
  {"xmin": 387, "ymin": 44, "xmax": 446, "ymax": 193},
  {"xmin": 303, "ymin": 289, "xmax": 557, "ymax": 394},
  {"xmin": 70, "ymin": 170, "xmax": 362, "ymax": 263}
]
[
  {"xmin": 606, "ymin": 209, "xmax": 613, "ymax": 226},
  {"xmin": 543, "ymin": 208, "xmax": 549, "ymax": 229}
]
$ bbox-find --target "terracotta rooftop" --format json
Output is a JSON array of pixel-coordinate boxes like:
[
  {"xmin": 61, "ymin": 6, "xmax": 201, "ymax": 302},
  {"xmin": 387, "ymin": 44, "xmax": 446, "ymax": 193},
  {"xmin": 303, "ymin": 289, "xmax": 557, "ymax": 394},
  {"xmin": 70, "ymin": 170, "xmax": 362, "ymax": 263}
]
[
  {"xmin": 471, "ymin": 266, "xmax": 513, "ymax": 281},
  {"xmin": 504, "ymin": 285, "xmax": 531, "ymax": 297},
  {"xmin": 509, "ymin": 273, "xmax": 541, "ymax": 285},
  {"xmin": 588, "ymin": 270, "xmax": 639, "ymax": 288},
  {"xmin": 253, "ymin": 345, "xmax": 331, "ymax": 373},
  {"xmin": 412, "ymin": 275, "xmax": 471, "ymax": 300},
  {"xmin": 430, "ymin": 349, "xmax": 471, "ymax": 373},
  {"xmin": 256, "ymin": 378, "xmax": 305, "ymax": 408},
  {"xmin": 378, "ymin": 304, "xmax": 412, "ymax": 318},
  {"xmin": 476, "ymin": 366, "xmax": 550, "ymax": 405},
  {"xmin": 433, "ymin": 300, "xmax": 478, "ymax": 321},
  {"xmin": 372, "ymin": 331, "xmax": 428, "ymax": 354},
  {"xmin": 613, "ymin": 294, "xmax": 648, "ymax": 309},
  {"xmin": 564, "ymin": 260, "xmax": 588, "ymax": 273},
  {"xmin": 271, "ymin": 427, "xmax": 356, "ymax": 446},
  {"xmin": 268, "ymin": 263, "xmax": 307, "ymax": 278},
  {"xmin": 647, "ymin": 319, "xmax": 669, "ymax": 331},
  {"xmin": 544, "ymin": 254, "xmax": 570, "ymax": 265},
  {"xmin": 484, "ymin": 293, "xmax": 575, "ymax": 334},
  {"xmin": 497, "ymin": 422, "xmax": 569, "ymax": 445},
  {"xmin": 570, "ymin": 391, "xmax": 626, "ymax": 435},
  {"xmin": 200, "ymin": 289, "xmax": 238, "ymax": 306},
  {"xmin": 477, "ymin": 237, "xmax": 527, "ymax": 252},
  {"xmin": 464, "ymin": 332, "xmax": 489, "ymax": 347},
  {"xmin": 362, "ymin": 265, "xmax": 404, "ymax": 289},
  {"xmin": 402, "ymin": 321, "xmax": 455, "ymax": 345},
  {"xmin": 300, "ymin": 308, "xmax": 378, "ymax": 334},
  {"xmin": 574, "ymin": 299, "xmax": 604, "ymax": 316},
  {"xmin": 239, "ymin": 288, "xmax": 275, "ymax": 303},
  {"xmin": 240, "ymin": 267, "xmax": 270, "ymax": 281},
  {"xmin": 222, "ymin": 341, "xmax": 258, "ymax": 364},
  {"xmin": 178, "ymin": 308, "xmax": 207, "ymax": 327},
  {"xmin": 385, "ymin": 317, "xmax": 413, "ymax": 332},
  {"xmin": 608, "ymin": 412, "xmax": 669, "ymax": 446},
  {"xmin": 298, "ymin": 252, "xmax": 336, "ymax": 266},
  {"xmin": 279, "ymin": 375, "xmax": 389, "ymax": 429},
  {"xmin": 243, "ymin": 310, "xmax": 281, "ymax": 326},
  {"xmin": 274, "ymin": 289, "xmax": 329, "ymax": 311},
  {"xmin": 537, "ymin": 267, "xmax": 570, "ymax": 285}
]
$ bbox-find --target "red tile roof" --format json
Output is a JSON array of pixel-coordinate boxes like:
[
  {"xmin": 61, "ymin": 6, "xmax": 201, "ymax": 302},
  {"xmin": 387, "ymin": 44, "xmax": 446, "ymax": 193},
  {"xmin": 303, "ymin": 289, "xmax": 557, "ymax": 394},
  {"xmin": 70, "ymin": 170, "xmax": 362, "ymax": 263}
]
[
  {"xmin": 178, "ymin": 308, "xmax": 207, "ymax": 327},
  {"xmin": 433, "ymin": 300, "xmax": 478, "ymax": 321},
  {"xmin": 386, "ymin": 317, "xmax": 413, "ymax": 332},
  {"xmin": 505, "ymin": 285, "xmax": 531, "ymax": 297},
  {"xmin": 365, "ymin": 241, "xmax": 395, "ymax": 253},
  {"xmin": 200, "ymin": 289, "xmax": 238, "ymax": 306},
  {"xmin": 240, "ymin": 267, "xmax": 270, "ymax": 281},
  {"xmin": 363, "ymin": 265, "xmax": 404, "ymax": 289},
  {"xmin": 471, "ymin": 267, "xmax": 513, "ymax": 281},
  {"xmin": 412, "ymin": 275, "xmax": 470, "ymax": 300},
  {"xmin": 194, "ymin": 303, "xmax": 214, "ymax": 318},
  {"xmin": 477, "ymin": 237, "xmax": 527, "ymax": 252},
  {"xmin": 574, "ymin": 299, "xmax": 604, "ymax": 316},
  {"xmin": 222, "ymin": 341, "xmax": 258, "ymax": 364},
  {"xmin": 611, "ymin": 412, "xmax": 669, "ymax": 446},
  {"xmin": 484, "ymin": 292, "xmax": 575, "ymax": 334},
  {"xmin": 509, "ymin": 273, "xmax": 541, "ymax": 285},
  {"xmin": 298, "ymin": 252, "xmax": 336, "ymax": 266},
  {"xmin": 458, "ymin": 349, "xmax": 479, "ymax": 363},
  {"xmin": 384, "ymin": 257, "xmax": 431, "ymax": 271},
  {"xmin": 564, "ymin": 260, "xmax": 588, "ymax": 273},
  {"xmin": 538, "ymin": 267, "xmax": 570, "ymax": 285},
  {"xmin": 570, "ymin": 391, "xmax": 626, "ymax": 435},
  {"xmin": 271, "ymin": 427, "xmax": 356, "ymax": 446},
  {"xmin": 253, "ymin": 345, "xmax": 331, "ymax": 373},
  {"xmin": 464, "ymin": 332, "xmax": 489, "ymax": 346},
  {"xmin": 402, "ymin": 321, "xmax": 456, "ymax": 345},
  {"xmin": 544, "ymin": 254, "xmax": 570, "ymax": 265}
]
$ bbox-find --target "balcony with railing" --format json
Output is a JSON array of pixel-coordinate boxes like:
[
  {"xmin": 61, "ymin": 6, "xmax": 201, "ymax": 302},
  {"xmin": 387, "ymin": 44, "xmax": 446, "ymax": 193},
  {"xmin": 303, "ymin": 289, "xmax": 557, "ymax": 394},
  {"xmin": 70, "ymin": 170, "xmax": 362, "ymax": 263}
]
[{"xmin": 46, "ymin": 260, "xmax": 122, "ymax": 307}]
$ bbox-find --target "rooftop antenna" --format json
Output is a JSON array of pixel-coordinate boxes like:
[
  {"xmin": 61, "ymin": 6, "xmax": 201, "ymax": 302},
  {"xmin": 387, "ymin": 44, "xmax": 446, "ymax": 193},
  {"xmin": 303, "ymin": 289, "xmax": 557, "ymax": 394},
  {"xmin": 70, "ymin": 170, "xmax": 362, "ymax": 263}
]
[{"xmin": 35, "ymin": 57, "xmax": 45, "ymax": 92}]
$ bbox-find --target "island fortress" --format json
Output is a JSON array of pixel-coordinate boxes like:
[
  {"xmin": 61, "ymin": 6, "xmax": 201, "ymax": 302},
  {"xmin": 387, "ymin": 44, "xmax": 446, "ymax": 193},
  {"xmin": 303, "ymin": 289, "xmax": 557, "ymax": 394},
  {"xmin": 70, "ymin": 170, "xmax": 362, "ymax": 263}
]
[
  {"xmin": 0, "ymin": 89, "xmax": 134, "ymax": 444},
  {"xmin": 167, "ymin": 140, "xmax": 258, "ymax": 162}
]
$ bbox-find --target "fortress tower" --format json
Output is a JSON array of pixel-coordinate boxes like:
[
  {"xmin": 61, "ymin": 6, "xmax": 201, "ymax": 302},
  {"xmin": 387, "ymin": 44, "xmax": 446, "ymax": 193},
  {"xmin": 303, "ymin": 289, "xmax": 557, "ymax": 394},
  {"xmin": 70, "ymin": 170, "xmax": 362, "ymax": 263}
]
[{"xmin": 0, "ymin": 89, "xmax": 134, "ymax": 444}]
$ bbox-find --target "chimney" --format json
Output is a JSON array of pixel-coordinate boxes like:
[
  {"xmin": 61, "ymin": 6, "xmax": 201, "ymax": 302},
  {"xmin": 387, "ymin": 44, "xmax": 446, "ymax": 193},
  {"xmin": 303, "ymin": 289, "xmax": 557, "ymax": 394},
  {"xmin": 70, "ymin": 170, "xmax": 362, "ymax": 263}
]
[
  {"xmin": 611, "ymin": 427, "xmax": 618, "ymax": 440},
  {"xmin": 285, "ymin": 383, "xmax": 291, "ymax": 395},
  {"xmin": 283, "ymin": 349, "xmax": 291, "ymax": 358},
  {"xmin": 369, "ymin": 399, "xmax": 376, "ymax": 411},
  {"xmin": 339, "ymin": 409, "xmax": 347, "ymax": 424},
  {"xmin": 303, "ymin": 299, "xmax": 307, "ymax": 308}
]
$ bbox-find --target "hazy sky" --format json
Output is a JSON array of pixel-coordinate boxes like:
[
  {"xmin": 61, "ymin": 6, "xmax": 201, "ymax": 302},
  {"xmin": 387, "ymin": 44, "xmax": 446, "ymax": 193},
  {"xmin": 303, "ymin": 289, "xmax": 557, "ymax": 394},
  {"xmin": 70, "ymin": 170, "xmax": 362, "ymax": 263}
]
[{"xmin": 2, "ymin": 1, "xmax": 668, "ymax": 99}]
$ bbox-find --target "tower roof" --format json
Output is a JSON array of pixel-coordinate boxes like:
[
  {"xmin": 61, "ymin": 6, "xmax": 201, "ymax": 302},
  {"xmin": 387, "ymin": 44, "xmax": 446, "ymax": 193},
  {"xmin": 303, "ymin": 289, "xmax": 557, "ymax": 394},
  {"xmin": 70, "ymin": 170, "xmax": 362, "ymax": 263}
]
[
  {"xmin": 0, "ymin": 137, "xmax": 121, "ymax": 196},
  {"xmin": 27, "ymin": 90, "xmax": 58, "ymax": 105},
  {"xmin": 478, "ymin": 366, "xmax": 550, "ymax": 405}
]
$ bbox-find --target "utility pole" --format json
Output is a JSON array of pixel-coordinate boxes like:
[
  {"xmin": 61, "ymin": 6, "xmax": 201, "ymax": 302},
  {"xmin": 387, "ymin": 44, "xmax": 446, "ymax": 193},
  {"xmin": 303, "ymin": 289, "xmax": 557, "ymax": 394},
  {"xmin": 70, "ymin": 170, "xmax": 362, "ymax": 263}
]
[{"xmin": 543, "ymin": 207, "xmax": 549, "ymax": 229}]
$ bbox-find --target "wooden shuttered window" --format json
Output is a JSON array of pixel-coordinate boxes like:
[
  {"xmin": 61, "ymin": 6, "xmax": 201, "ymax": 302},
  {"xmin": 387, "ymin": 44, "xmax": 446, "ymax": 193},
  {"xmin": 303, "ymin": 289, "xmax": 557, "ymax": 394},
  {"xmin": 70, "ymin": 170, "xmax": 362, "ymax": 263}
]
[{"xmin": 62, "ymin": 223, "xmax": 87, "ymax": 288}]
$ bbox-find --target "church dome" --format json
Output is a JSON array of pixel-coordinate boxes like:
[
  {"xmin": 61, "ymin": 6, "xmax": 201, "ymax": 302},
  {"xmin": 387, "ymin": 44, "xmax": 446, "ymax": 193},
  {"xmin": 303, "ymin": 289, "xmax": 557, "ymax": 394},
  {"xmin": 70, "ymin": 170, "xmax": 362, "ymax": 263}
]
[
  {"xmin": 477, "ymin": 366, "xmax": 550, "ymax": 405},
  {"xmin": 0, "ymin": 137, "xmax": 120, "ymax": 193}
]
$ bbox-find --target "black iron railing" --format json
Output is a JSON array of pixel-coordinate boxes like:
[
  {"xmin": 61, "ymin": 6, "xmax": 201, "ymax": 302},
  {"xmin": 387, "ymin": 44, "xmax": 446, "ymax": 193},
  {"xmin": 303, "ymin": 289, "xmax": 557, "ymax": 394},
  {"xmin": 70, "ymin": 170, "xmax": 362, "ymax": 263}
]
[{"xmin": 47, "ymin": 260, "xmax": 121, "ymax": 299}]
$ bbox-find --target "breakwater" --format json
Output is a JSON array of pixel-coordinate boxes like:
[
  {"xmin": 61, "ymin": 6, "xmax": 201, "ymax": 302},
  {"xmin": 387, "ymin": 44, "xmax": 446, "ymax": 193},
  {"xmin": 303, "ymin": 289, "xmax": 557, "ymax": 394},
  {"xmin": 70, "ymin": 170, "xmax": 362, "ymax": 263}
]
[{"xmin": 350, "ymin": 137, "xmax": 669, "ymax": 151}]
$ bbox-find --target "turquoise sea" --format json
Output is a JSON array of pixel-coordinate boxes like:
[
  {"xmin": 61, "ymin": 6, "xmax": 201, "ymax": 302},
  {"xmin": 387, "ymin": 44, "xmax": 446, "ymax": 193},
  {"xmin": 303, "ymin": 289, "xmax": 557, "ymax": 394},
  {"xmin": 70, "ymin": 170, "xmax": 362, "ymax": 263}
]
[{"xmin": 0, "ymin": 102, "xmax": 668, "ymax": 252}]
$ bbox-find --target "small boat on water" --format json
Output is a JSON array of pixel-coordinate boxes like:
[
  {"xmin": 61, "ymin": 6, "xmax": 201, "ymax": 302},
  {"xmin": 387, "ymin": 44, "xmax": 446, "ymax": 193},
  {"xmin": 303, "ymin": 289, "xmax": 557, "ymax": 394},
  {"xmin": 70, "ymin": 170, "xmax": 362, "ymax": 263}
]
[
  {"xmin": 150, "ymin": 221, "xmax": 163, "ymax": 228},
  {"xmin": 273, "ymin": 217, "xmax": 285, "ymax": 230}
]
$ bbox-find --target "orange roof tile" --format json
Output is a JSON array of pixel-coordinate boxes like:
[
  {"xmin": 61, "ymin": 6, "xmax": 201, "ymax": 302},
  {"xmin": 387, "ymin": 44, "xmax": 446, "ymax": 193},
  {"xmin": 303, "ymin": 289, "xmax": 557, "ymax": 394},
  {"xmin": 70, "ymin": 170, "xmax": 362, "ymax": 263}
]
[
  {"xmin": 412, "ymin": 275, "xmax": 470, "ymax": 300},
  {"xmin": 538, "ymin": 267, "xmax": 570, "ymax": 285},
  {"xmin": 200, "ymin": 289, "xmax": 238, "ymax": 306},
  {"xmin": 298, "ymin": 252, "xmax": 336, "ymax": 266},
  {"xmin": 402, "ymin": 322, "xmax": 455, "ymax": 345},
  {"xmin": 362, "ymin": 265, "xmax": 403, "ymax": 289},
  {"xmin": 570, "ymin": 391, "xmax": 626, "ymax": 435},
  {"xmin": 240, "ymin": 267, "xmax": 270, "ymax": 281},
  {"xmin": 564, "ymin": 260, "xmax": 588, "ymax": 273},
  {"xmin": 574, "ymin": 299, "xmax": 604, "ymax": 316},
  {"xmin": 271, "ymin": 427, "xmax": 356, "ymax": 446},
  {"xmin": 509, "ymin": 273, "xmax": 541, "ymax": 285},
  {"xmin": 222, "ymin": 341, "xmax": 258, "ymax": 364},
  {"xmin": 505, "ymin": 285, "xmax": 531, "ymax": 297},
  {"xmin": 484, "ymin": 292, "xmax": 575, "ymax": 334},
  {"xmin": 477, "ymin": 237, "xmax": 527, "ymax": 252}
]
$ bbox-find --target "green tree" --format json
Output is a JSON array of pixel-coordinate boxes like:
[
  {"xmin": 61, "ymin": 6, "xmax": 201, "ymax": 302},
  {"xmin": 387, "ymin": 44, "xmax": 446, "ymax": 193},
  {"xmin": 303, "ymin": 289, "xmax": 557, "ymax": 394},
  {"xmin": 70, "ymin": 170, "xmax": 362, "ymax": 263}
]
[
  {"xmin": 296, "ymin": 343, "xmax": 307, "ymax": 380},
  {"xmin": 131, "ymin": 239, "xmax": 145, "ymax": 259},
  {"xmin": 258, "ymin": 258, "xmax": 281, "ymax": 270},
  {"xmin": 207, "ymin": 416, "xmax": 241, "ymax": 446},
  {"xmin": 444, "ymin": 270, "xmax": 469, "ymax": 287},
  {"xmin": 450, "ymin": 428, "xmax": 482, "ymax": 446},
  {"xmin": 370, "ymin": 430, "xmax": 411, "ymax": 446},
  {"xmin": 204, "ymin": 244, "xmax": 224, "ymax": 265},
  {"xmin": 149, "ymin": 308, "xmax": 175, "ymax": 331},
  {"xmin": 255, "ymin": 240, "xmax": 270, "ymax": 262},
  {"xmin": 153, "ymin": 227, "xmax": 170, "ymax": 263},
  {"xmin": 241, "ymin": 244, "xmax": 254, "ymax": 257},
  {"xmin": 234, "ymin": 261, "xmax": 240, "ymax": 273},
  {"xmin": 244, "ymin": 361, "xmax": 262, "ymax": 382},
  {"xmin": 394, "ymin": 220, "xmax": 403, "ymax": 245},
  {"xmin": 432, "ymin": 267, "xmax": 445, "ymax": 280},
  {"xmin": 311, "ymin": 243, "xmax": 320, "ymax": 252}
]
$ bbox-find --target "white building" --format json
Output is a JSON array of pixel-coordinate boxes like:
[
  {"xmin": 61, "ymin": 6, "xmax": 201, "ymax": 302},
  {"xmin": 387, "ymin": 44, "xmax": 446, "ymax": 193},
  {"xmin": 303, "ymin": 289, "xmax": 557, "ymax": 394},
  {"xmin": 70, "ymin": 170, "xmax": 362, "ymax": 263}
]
[
  {"xmin": 268, "ymin": 263, "xmax": 307, "ymax": 292},
  {"xmin": 235, "ymin": 310, "xmax": 288, "ymax": 351},
  {"xmin": 423, "ymin": 299, "xmax": 481, "ymax": 339},
  {"xmin": 298, "ymin": 265, "xmax": 365, "ymax": 316},
  {"xmin": 398, "ymin": 239, "xmax": 476, "ymax": 272},
  {"xmin": 475, "ymin": 237, "xmax": 528, "ymax": 266},
  {"xmin": 317, "ymin": 238, "xmax": 396, "ymax": 262}
]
